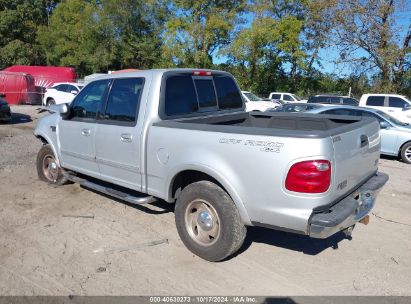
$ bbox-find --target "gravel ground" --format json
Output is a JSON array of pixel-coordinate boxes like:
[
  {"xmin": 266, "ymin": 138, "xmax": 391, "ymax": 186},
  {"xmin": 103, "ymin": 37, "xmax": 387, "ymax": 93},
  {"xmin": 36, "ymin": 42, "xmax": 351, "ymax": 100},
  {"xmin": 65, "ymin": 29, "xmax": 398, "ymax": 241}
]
[{"xmin": 0, "ymin": 105, "xmax": 410, "ymax": 296}]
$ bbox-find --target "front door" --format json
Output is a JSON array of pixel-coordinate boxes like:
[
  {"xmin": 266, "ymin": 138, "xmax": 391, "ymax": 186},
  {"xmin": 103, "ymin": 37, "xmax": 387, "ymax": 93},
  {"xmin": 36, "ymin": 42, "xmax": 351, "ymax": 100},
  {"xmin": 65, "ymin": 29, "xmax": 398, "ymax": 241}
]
[
  {"xmin": 58, "ymin": 79, "xmax": 110, "ymax": 176},
  {"xmin": 95, "ymin": 77, "xmax": 146, "ymax": 190}
]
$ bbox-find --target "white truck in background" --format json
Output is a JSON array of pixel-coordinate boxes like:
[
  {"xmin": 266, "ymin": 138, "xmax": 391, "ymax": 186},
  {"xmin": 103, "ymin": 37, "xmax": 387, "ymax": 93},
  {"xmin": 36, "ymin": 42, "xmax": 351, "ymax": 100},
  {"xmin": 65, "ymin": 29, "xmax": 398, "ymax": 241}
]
[
  {"xmin": 359, "ymin": 94, "xmax": 411, "ymax": 124},
  {"xmin": 268, "ymin": 92, "xmax": 307, "ymax": 103}
]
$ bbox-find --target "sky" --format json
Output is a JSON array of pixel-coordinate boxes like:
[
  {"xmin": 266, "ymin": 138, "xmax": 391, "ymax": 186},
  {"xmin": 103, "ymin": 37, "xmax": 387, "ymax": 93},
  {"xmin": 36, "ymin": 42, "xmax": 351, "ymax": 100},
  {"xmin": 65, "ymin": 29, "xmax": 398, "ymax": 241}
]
[{"xmin": 214, "ymin": 4, "xmax": 411, "ymax": 77}]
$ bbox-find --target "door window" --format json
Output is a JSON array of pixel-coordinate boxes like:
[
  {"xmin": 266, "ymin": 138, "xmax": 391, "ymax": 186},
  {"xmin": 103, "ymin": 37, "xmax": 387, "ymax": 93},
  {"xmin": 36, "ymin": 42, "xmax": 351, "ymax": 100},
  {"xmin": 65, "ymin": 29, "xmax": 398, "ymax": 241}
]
[
  {"xmin": 70, "ymin": 79, "xmax": 109, "ymax": 121},
  {"xmin": 283, "ymin": 94, "xmax": 294, "ymax": 101},
  {"xmin": 389, "ymin": 97, "xmax": 407, "ymax": 108},
  {"xmin": 270, "ymin": 94, "xmax": 281, "ymax": 99},
  {"xmin": 103, "ymin": 78, "xmax": 144, "ymax": 125},
  {"xmin": 366, "ymin": 96, "xmax": 384, "ymax": 106}
]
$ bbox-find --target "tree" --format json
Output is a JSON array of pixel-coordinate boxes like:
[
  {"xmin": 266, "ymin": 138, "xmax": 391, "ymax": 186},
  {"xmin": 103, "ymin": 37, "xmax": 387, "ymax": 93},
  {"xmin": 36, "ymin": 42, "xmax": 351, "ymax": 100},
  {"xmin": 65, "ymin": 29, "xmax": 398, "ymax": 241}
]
[
  {"xmin": 226, "ymin": 0, "xmax": 332, "ymax": 94},
  {"xmin": 162, "ymin": 0, "xmax": 245, "ymax": 68},
  {"xmin": 0, "ymin": 0, "xmax": 59, "ymax": 68},
  {"xmin": 329, "ymin": 0, "xmax": 411, "ymax": 91},
  {"xmin": 37, "ymin": 0, "xmax": 116, "ymax": 76},
  {"xmin": 101, "ymin": 0, "xmax": 169, "ymax": 70}
]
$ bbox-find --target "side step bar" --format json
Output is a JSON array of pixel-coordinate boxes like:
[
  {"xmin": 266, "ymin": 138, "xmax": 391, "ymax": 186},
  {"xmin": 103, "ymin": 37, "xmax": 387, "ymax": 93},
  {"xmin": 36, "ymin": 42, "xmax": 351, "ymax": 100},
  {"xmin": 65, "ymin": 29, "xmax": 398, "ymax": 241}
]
[{"xmin": 64, "ymin": 173, "xmax": 156, "ymax": 206}]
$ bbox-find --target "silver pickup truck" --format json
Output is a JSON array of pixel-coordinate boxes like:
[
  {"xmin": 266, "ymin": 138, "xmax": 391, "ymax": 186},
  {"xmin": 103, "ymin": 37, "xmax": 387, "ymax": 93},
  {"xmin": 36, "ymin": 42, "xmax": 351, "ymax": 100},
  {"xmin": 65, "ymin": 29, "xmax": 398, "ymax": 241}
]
[{"xmin": 34, "ymin": 69, "xmax": 388, "ymax": 261}]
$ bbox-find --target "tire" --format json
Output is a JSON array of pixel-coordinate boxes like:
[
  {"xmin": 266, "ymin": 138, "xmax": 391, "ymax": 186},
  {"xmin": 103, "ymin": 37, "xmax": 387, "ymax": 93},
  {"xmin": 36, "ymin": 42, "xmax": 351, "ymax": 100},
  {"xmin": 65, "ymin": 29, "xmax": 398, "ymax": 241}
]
[
  {"xmin": 175, "ymin": 181, "xmax": 247, "ymax": 262},
  {"xmin": 36, "ymin": 144, "xmax": 68, "ymax": 185},
  {"xmin": 46, "ymin": 98, "xmax": 55, "ymax": 106},
  {"xmin": 400, "ymin": 142, "xmax": 411, "ymax": 164}
]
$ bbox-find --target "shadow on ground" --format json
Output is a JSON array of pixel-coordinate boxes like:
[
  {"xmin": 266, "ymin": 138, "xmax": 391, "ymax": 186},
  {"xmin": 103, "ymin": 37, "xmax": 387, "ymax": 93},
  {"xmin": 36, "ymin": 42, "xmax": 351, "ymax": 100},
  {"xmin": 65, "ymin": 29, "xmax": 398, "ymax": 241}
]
[
  {"xmin": 234, "ymin": 225, "xmax": 349, "ymax": 258},
  {"xmin": 9, "ymin": 112, "xmax": 32, "ymax": 125}
]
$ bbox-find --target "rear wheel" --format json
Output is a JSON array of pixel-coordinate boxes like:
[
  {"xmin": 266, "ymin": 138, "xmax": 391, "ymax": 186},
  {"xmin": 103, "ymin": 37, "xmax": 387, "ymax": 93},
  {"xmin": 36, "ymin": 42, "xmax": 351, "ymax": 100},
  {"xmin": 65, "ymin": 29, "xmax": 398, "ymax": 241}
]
[
  {"xmin": 400, "ymin": 142, "xmax": 411, "ymax": 164},
  {"xmin": 36, "ymin": 144, "xmax": 68, "ymax": 185},
  {"xmin": 46, "ymin": 98, "xmax": 55, "ymax": 106},
  {"xmin": 175, "ymin": 181, "xmax": 246, "ymax": 261}
]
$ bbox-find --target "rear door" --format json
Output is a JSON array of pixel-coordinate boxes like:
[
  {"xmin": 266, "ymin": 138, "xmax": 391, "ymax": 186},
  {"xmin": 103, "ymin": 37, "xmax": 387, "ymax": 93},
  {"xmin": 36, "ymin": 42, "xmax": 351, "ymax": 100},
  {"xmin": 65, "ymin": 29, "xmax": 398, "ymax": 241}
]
[{"xmin": 94, "ymin": 77, "xmax": 147, "ymax": 190}]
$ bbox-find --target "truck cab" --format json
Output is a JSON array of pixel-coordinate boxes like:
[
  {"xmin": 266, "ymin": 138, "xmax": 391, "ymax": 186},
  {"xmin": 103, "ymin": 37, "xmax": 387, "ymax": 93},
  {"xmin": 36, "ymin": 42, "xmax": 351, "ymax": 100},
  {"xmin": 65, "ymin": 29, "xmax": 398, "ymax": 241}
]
[{"xmin": 359, "ymin": 94, "xmax": 411, "ymax": 124}]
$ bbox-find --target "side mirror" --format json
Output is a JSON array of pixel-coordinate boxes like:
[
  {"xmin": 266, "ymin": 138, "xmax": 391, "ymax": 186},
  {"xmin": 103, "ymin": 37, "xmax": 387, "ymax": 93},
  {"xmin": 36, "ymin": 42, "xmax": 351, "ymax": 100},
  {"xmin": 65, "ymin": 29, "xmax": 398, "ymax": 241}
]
[
  {"xmin": 380, "ymin": 121, "xmax": 390, "ymax": 129},
  {"xmin": 59, "ymin": 103, "xmax": 70, "ymax": 119},
  {"xmin": 70, "ymin": 90, "xmax": 78, "ymax": 95}
]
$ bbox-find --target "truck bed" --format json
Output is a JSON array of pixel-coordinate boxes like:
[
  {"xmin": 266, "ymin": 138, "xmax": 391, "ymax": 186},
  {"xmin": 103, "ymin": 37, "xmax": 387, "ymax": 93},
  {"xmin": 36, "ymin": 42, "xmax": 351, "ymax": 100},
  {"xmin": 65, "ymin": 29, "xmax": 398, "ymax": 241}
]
[{"xmin": 154, "ymin": 112, "xmax": 374, "ymax": 138}]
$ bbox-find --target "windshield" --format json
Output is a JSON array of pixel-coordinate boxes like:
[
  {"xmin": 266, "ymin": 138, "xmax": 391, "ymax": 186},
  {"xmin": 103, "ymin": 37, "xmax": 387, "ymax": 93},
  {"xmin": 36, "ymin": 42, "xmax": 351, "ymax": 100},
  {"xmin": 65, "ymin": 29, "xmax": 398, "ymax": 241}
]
[
  {"xmin": 291, "ymin": 94, "xmax": 302, "ymax": 101},
  {"xmin": 376, "ymin": 110, "xmax": 408, "ymax": 126},
  {"xmin": 244, "ymin": 92, "xmax": 262, "ymax": 101}
]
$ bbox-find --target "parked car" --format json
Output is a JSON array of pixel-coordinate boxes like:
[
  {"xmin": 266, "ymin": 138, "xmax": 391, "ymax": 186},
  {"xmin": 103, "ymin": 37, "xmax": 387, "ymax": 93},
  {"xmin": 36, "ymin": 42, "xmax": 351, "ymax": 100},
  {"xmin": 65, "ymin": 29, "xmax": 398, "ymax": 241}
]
[
  {"xmin": 305, "ymin": 105, "xmax": 411, "ymax": 164},
  {"xmin": 34, "ymin": 69, "xmax": 388, "ymax": 261},
  {"xmin": 359, "ymin": 94, "xmax": 411, "ymax": 124},
  {"xmin": 0, "ymin": 95, "xmax": 12, "ymax": 122},
  {"xmin": 42, "ymin": 82, "xmax": 84, "ymax": 106},
  {"xmin": 268, "ymin": 92, "xmax": 307, "ymax": 103},
  {"xmin": 308, "ymin": 95, "xmax": 359, "ymax": 105},
  {"xmin": 274, "ymin": 103, "xmax": 324, "ymax": 113},
  {"xmin": 241, "ymin": 91, "xmax": 279, "ymax": 112}
]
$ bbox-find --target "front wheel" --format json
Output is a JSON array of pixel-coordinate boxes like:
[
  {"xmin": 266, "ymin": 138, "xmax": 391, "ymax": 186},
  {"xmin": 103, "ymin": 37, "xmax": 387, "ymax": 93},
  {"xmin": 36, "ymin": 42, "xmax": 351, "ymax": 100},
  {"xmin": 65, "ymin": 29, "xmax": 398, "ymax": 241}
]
[
  {"xmin": 400, "ymin": 142, "xmax": 411, "ymax": 164},
  {"xmin": 175, "ymin": 181, "xmax": 247, "ymax": 261},
  {"xmin": 46, "ymin": 98, "xmax": 55, "ymax": 106},
  {"xmin": 36, "ymin": 144, "xmax": 68, "ymax": 185}
]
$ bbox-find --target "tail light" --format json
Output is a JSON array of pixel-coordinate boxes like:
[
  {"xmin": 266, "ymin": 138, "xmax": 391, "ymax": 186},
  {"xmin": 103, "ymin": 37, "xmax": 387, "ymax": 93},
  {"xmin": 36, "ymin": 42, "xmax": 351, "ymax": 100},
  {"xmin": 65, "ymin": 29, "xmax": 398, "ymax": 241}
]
[
  {"xmin": 285, "ymin": 160, "xmax": 331, "ymax": 193},
  {"xmin": 193, "ymin": 70, "xmax": 212, "ymax": 76}
]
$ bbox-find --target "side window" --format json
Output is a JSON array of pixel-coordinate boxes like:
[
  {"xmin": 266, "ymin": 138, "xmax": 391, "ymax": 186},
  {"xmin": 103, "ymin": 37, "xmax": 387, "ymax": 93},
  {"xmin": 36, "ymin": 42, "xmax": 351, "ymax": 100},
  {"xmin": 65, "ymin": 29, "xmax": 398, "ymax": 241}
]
[
  {"xmin": 66, "ymin": 85, "xmax": 77, "ymax": 93},
  {"xmin": 194, "ymin": 78, "xmax": 217, "ymax": 108},
  {"xmin": 213, "ymin": 75, "xmax": 243, "ymax": 109},
  {"xmin": 164, "ymin": 76, "xmax": 198, "ymax": 116},
  {"xmin": 323, "ymin": 109, "xmax": 359, "ymax": 116},
  {"xmin": 103, "ymin": 78, "xmax": 144, "ymax": 124},
  {"xmin": 271, "ymin": 94, "xmax": 281, "ymax": 99},
  {"xmin": 284, "ymin": 94, "xmax": 294, "ymax": 101},
  {"xmin": 366, "ymin": 96, "xmax": 384, "ymax": 106},
  {"xmin": 361, "ymin": 111, "xmax": 383, "ymax": 122},
  {"xmin": 389, "ymin": 97, "xmax": 407, "ymax": 108},
  {"xmin": 343, "ymin": 98, "xmax": 359, "ymax": 105},
  {"xmin": 70, "ymin": 80, "xmax": 109, "ymax": 120},
  {"xmin": 59, "ymin": 84, "xmax": 68, "ymax": 92},
  {"xmin": 52, "ymin": 85, "xmax": 62, "ymax": 91}
]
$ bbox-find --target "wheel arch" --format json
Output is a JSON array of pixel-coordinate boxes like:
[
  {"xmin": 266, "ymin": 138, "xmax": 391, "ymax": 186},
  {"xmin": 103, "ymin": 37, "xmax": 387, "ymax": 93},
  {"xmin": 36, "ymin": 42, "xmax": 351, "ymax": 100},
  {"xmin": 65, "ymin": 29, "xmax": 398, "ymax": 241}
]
[
  {"xmin": 168, "ymin": 167, "xmax": 251, "ymax": 225},
  {"xmin": 35, "ymin": 134, "xmax": 61, "ymax": 166},
  {"xmin": 398, "ymin": 140, "xmax": 411, "ymax": 158}
]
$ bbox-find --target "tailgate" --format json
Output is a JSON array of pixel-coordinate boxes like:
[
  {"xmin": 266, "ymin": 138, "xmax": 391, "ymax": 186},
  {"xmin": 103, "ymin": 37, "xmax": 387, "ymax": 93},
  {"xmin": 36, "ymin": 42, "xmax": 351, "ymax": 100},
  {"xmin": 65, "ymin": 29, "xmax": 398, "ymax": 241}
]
[{"xmin": 330, "ymin": 118, "xmax": 380, "ymax": 201}]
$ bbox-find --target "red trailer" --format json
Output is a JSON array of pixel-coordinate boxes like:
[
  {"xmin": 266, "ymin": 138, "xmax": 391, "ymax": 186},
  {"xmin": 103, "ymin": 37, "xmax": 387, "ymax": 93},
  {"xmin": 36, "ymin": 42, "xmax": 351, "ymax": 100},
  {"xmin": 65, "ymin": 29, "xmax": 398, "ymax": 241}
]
[
  {"xmin": 0, "ymin": 71, "xmax": 37, "ymax": 105},
  {"xmin": 3, "ymin": 65, "xmax": 77, "ymax": 89}
]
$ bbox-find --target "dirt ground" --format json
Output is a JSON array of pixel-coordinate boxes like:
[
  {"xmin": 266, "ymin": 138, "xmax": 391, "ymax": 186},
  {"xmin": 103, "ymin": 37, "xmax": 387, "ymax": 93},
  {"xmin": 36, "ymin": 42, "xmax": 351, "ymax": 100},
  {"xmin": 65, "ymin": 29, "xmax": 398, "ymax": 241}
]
[{"xmin": 0, "ymin": 105, "xmax": 410, "ymax": 296}]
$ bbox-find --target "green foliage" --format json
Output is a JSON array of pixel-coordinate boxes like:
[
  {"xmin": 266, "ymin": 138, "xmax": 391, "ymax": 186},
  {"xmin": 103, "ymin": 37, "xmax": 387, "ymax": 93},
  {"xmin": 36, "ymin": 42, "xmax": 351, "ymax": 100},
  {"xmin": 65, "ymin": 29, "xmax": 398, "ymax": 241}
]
[
  {"xmin": 37, "ymin": 0, "xmax": 116, "ymax": 76},
  {"xmin": 0, "ymin": 0, "xmax": 55, "ymax": 68},
  {"xmin": 0, "ymin": 0, "xmax": 409, "ymax": 96},
  {"xmin": 161, "ymin": 0, "xmax": 246, "ymax": 68}
]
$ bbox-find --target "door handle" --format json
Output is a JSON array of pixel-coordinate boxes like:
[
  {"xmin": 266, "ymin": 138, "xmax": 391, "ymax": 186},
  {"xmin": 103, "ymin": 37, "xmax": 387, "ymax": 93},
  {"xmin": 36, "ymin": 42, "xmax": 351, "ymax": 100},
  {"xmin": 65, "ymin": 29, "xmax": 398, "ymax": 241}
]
[
  {"xmin": 120, "ymin": 133, "xmax": 132, "ymax": 142},
  {"xmin": 81, "ymin": 129, "xmax": 91, "ymax": 136},
  {"xmin": 360, "ymin": 135, "xmax": 368, "ymax": 148}
]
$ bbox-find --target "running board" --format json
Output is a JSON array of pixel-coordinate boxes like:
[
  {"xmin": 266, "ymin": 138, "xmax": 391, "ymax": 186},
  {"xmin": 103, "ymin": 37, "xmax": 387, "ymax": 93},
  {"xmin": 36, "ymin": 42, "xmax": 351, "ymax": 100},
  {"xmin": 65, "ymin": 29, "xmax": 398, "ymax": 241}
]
[{"xmin": 64, "ymin": 173, "xmax": 156, "ymax": 206}]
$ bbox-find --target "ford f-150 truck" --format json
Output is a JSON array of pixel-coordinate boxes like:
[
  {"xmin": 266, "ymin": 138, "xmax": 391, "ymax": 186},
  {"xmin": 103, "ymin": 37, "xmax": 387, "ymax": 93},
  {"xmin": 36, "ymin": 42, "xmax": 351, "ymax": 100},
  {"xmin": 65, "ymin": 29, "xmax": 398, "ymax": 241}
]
[{"xmin": 34, "ymin": 69, "xmax": 388, "ymax": 261}]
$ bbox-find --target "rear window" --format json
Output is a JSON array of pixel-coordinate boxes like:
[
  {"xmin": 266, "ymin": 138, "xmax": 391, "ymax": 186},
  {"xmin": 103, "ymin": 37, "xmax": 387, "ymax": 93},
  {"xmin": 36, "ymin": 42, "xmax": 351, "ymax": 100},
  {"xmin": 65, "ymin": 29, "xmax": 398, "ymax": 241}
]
[
  {"xmin": 366, "ymin": 96, "xmax": 385, "ymax": 106},
  {"xmin": 163, "ymin": 74, "xmax": 243, "ymax": 117}
]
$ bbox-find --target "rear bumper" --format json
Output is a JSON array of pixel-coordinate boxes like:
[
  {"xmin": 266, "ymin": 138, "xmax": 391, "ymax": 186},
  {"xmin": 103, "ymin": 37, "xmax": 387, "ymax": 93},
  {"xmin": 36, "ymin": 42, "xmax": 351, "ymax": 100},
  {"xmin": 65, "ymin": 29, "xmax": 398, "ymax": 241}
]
[{"xmin": 309, "ymin": 171, "xmax": 389, "ymax": 239}]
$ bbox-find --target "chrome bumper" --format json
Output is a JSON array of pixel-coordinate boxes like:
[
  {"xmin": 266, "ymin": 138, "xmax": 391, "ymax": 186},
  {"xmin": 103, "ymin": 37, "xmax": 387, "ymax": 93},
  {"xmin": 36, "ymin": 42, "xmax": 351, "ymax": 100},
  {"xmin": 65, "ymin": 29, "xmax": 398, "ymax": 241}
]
[{"xmin": 309, "ymin": 172, "xmax": 389, "ymax": 239}]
